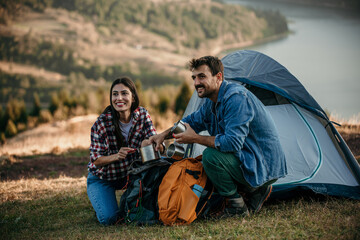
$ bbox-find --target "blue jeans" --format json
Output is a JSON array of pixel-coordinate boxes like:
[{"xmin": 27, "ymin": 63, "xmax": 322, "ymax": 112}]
[{"xmin": 87, "ymin": 173, "xmax": 127, "ymax": 225}]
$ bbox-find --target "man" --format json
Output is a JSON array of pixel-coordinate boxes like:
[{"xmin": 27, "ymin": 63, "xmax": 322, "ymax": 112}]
[{"xmin": 150, "ymin": 56, "xmax": 287, "ymax": 218}]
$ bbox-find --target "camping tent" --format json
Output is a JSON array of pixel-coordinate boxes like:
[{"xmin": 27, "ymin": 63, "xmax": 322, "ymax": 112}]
[{"xmin": 182, "ymin": 50, "xmax": 360, "ymax": 199}]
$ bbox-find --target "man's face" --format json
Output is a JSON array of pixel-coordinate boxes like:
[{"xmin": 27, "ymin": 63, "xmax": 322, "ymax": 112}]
[{"xmin": 191, "ymin": 64, "xmax": 222, "ymax": 101}]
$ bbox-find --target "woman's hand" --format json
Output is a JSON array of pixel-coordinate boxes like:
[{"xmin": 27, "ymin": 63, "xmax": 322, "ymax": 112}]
[
  {"xmin": 93, "ymin": 147, "xmax": 135, "ymax": 167},
  {"xmin": 116, "ymin": 147, "xmax": 136, "ymax": 160},
  {"xmin": 141, "ymin": 139, "xmax": 152, "ymax": 147},
  {"xmin": 149, "ymin": 133, "xmax": 166, "ymax": 151},
  {"xmin": 141, "ymin": 138, "xmax": 165, "ymax": 154}
]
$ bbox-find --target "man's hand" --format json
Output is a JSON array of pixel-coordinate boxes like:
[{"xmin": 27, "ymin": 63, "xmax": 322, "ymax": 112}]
[
  {"xmin": 173, "ymin": 123, "xmax": 197, "ymax": 144},
  {"xmin": 174, "ymin": 123, "xmax": 216, "ymax": 148}
]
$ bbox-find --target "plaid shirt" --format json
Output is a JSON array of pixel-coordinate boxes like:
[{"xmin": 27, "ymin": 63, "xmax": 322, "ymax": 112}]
[{"xmin": 88, "ymin": 107, "xmax": 157, "ymax": 180}]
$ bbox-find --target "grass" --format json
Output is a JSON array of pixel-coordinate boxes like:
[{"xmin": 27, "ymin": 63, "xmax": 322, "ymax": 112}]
[
  {"xmin": 22, "ymin": 149, "xmax": 90, "ymax": 159},
  {"xmin": 0, "ymin": 118, "xmax": 359, "ymax": 239},
  {"xmin": 61, "ymin": 149, "xmax": 90, "ymax": 158},
  {"xmin": 0, "ymin": 176, "xmax": 359, "ymax": 240}
]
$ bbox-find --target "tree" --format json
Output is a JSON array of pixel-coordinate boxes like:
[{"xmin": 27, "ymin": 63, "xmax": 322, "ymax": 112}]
[
  {"xmin": 49, "ymin": 93, "xmax": 59, "ymax": 115},
  {"xmin": 38, "ymin": 109, "xmax": 53, "ymax": 123},
  {"xmin": 5, "ymin": 119, "xmax": 17, "ymax": 137},
  {"xmin": 31, "ymin": 92, "xmax": 41, "ymax": 116},
  {"xmin": 5, "ymin": 99, "xmax": 27, "ymax": 124},
  {"xmin": 0, "ymin": 105, "xmax": 5, "ymax": 132},
  {"xmin": 174, "ymin": 82, "xmax": 192, "ymax": 115},
  {"xmin": 5, "ymin": 100, "xmax": 16, "ymax": 123},
  {"xmin": 135, "ymin": 79, "xmax": 148, "ymax": 107},
  {"xmin": 79, "ymin": 92, "xmax": 89, "ymax": 112},
  {"xmin": 157, "ymin": 95, "xmax": 170, "ymax": 115},
  {"xmin": 135, "ymin": 79, "xmax": 142, "ymax": 93},
  {"xmin": 0, "ymin": 132, "xmax": 5, "ymax": 145},
  {"xmin": 96, "ymin": 88, "xmax": 108, "ymax": 114},
  {"xmin": 18, "ymin": 100, "xmax": 27, "ymax": 124}
]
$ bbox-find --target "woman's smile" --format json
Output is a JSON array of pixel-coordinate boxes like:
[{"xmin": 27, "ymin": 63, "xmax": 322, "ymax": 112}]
[{"xmin": 112, "ymin": 84, "xmax": 134, "ymax": 114}]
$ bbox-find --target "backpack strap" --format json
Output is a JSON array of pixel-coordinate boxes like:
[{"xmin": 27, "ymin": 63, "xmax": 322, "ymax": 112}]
[
  {"xmin": 185, "ymin": 169, "xmax": 201, "ymax": 179},
  {"xmin": 196, "ymin": 185, "xmax": 214, "ymax": 216}
]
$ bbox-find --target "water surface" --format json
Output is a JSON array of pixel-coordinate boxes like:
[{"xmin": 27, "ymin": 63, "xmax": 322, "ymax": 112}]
[{"xmin": 225, "ymin": 0, "xmax": 360, "ymax": 121}]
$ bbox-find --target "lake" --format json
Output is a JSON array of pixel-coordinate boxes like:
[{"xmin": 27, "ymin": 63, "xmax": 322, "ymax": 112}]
[{"xmin": 225, "ymin": 0, "xmax": 360, "ymax": 121}]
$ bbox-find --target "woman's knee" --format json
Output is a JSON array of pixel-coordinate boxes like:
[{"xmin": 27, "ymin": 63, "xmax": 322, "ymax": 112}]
[
  {"xmin": 97, "ymin": 212, "xmax": 118, "ymax": 225},
  {"xmin": 91, "ymin": 196, "xmax": 119, "ymax": 225},
  {"xmin": 87, "ymin": 173, "xmax": 119, "ymax": 225}
]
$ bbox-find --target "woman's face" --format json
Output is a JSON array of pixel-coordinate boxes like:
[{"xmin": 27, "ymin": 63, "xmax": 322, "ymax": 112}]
[{"xmin": 111, "ymin": 83, "xmax": 134, "ymax": 114}]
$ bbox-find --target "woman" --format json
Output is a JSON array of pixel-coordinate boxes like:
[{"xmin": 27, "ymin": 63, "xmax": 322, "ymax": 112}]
[{"xmin": 87, "ymin": 77, "xmax": 163, "ymax": 225}]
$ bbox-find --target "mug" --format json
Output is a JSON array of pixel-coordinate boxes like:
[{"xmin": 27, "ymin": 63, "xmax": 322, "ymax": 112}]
[
  {"xmin": 140, "ymin": 143, "xmax": 161, "ymax": 163},
  {"xmin": 166, "ymin": 143, "xmax": 185, "ymax": 160},
  {"xmin": 170, "ymin": 120, "xmax": 186, "ymax": 135}
]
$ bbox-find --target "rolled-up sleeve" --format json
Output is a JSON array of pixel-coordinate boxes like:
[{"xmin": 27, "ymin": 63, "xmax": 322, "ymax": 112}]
[
  {"xmin": 143, "ymin": 110, "xmax": 157, "ymax": 139},
  {"xmin": 89, "ymin": 122, "xmax": 108, "ymax": 163},
  {"xmin": 215, "ymin": 92, "xmax": 254, "ymax": 153},
  {"xmin": 182, "ymin": 102, "xmax": 208, "ymax": 133}
]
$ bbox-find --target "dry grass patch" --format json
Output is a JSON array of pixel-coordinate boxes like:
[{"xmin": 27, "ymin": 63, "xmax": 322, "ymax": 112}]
[
  {"xmin": 0, "ymin": 115, "xmax": 97, "ymax": 156},
  {"xmin": 0, "ymin": 111, "xmax": 179, "ymax": 157},
  {"xmin": 0, "ymin": 61, "xmax": 66, "ymax": 81},
  {"xmin": 332, "ymin": 114, "xmax": 360, "ymax": 134},
  {"xmin": 0, "ymin": 175, "xmax": 86, "ymax": 203}
]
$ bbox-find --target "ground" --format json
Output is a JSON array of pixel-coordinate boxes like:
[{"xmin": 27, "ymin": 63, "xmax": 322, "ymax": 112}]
[
  {"xmin": 0, "ymin": 150, "xmax": 89, "ymax": 180},
  {"xmin": 340, "ymin": 132, "xmax": 360, "ymax": 159},
  {"xmin": 0, "ymin": 131, "xmax": 359, "ymax": 181}
]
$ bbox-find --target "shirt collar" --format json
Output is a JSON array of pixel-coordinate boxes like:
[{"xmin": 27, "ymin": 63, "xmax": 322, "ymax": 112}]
[
  {"xmin": 216, "ymin": 80, "xmax": 229, "ymax": 104},
  {"xmin": 104, "ymin": 107, "xmax": 140, "ymax": 122},
  {"xmin": 132, "ymin": 107, "xmax": 140, "ymax": 121}
]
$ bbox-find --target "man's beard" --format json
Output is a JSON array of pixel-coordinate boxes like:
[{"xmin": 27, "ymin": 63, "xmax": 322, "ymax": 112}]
[{"xmin": 195, "ymin": 84, "xmax": 207, "ymax": 98}]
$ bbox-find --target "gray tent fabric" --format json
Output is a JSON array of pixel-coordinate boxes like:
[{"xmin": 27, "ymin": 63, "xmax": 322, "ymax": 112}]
[
  {"xmin": 221, "ymin": 50, "xmax": 328, "ymax": 119},
  {"xmin": 183, "ymin": 50, "xmax": 360, "ymax": 199}
]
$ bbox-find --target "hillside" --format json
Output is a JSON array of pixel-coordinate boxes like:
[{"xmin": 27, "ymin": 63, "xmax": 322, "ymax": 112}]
[
  {"xmin": 0, "ymin": 0, "xmax": 288, "ymax": 143},
  {"xmin": 0, "ymin": 0, "xmax": 288, "ymax": 85}
]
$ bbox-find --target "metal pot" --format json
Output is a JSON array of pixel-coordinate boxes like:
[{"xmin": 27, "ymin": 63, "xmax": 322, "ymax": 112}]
[
  {"xmin": 169, "ymin": 120, "xmax": 186, "ymax": 135},
  {"xmin": 166, "ymin": 143, "xmax": 185, "ymax": 160},
  {"xmin": 140, "ymin": 144, "xmax": 161, "ymax": 163}
]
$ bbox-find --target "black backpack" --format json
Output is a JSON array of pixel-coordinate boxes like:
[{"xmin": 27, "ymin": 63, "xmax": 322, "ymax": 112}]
[{"xmin": 118, "ymin": 159, "xmax": 171, "ymax": 225}]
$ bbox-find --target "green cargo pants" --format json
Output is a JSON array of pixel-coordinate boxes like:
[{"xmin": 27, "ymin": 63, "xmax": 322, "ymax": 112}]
[{"xmin": 202, "ymin": 147, "xmax": 254, "ymax": 197}]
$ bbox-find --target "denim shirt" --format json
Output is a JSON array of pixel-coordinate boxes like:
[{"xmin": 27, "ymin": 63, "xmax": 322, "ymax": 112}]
[{"xmin": 182, "ymin": 80, "xmax": 287, "ymax": 187}]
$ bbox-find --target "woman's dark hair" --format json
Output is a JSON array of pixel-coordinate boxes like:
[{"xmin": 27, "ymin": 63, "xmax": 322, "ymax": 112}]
[{"xmin": 103, "ymin": 77, "xmax": 140, "ymax": 148}]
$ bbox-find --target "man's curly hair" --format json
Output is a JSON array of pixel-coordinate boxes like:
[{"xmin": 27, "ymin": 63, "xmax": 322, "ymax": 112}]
[{"xmin": 188, "ymin": 56, "xmax": 224, "ymax": 80}]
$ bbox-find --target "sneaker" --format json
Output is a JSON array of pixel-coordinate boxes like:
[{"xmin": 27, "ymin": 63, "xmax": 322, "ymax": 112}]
[
  {"xmin": 209, "ymin": 196, "xmax": 249, "ymax": 219},
  {"xmin": 246, "ymin": 185, "xmax": 272, "ymax": 214}
]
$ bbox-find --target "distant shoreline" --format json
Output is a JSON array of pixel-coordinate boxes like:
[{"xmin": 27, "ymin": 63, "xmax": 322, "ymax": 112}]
[
  {"xmin": 241, "ymin": 0, "xmax": 360, "ymax": 11},
  {"xmin": 214, "ymin": 31, "xmax": 290, "ymax": 57}
]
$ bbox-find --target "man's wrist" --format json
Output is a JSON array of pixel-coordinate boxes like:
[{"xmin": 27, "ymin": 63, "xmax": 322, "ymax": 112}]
[{"xmin": 164, "ymin": 128, "xmax": 173, "ymax": 140}]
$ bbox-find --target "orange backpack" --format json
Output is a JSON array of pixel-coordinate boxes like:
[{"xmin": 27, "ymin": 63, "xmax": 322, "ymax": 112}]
[{"xmin": 158, "ymin": 156, "xmax": 210, "ymax": 225}]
